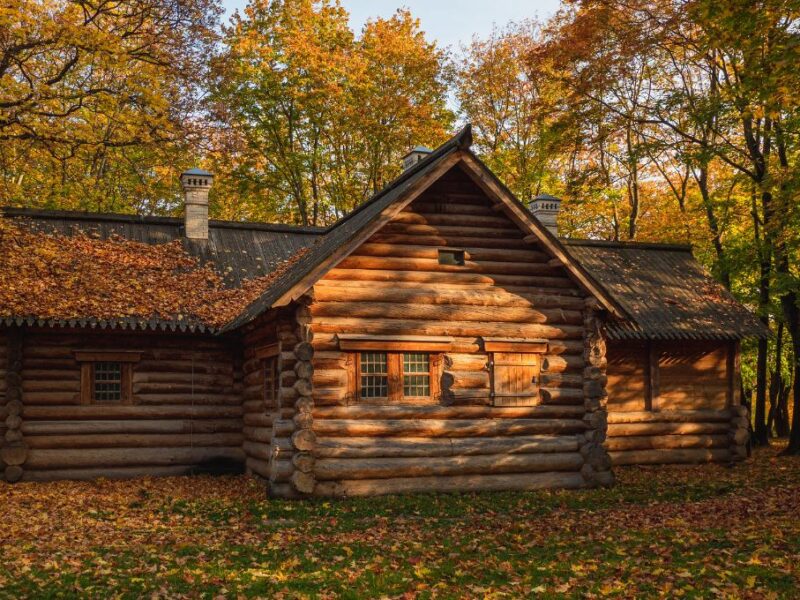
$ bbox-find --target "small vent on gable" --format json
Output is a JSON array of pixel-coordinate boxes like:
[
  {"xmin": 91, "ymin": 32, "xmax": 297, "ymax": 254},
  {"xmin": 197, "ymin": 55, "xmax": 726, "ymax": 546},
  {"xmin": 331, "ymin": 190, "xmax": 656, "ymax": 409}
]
[{"xmin": 438, "ymin": 249, "xmax": 465, "ymax": 266}]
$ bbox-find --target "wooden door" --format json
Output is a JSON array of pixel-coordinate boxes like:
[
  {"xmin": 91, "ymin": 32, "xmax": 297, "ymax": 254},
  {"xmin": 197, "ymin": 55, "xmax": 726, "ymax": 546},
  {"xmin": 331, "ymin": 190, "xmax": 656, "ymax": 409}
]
[{"xmin": 491, "ymin": 352, "xmax": 540, "ymax": 406}]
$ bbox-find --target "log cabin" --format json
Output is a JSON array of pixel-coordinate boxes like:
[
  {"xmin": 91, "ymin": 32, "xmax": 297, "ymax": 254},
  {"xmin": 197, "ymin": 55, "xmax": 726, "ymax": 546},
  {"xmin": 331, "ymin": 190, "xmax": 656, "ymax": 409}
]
[{"xmin": 0, "ymin": 126, "xmax": 766, "ymax": 496}]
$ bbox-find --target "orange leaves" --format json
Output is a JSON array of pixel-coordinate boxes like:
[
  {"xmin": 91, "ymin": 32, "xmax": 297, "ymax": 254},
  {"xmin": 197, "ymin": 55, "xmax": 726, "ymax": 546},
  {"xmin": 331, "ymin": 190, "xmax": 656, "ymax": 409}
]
[{"xmin": 0, "ymin": 216, "xmax": 308, "ymax": 329}]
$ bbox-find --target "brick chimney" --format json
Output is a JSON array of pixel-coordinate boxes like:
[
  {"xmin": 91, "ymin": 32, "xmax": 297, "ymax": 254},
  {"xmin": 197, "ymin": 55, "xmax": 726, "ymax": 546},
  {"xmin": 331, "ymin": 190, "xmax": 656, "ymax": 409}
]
[
  {"xmin": 180, "ymin": 168, "xmax": 213, "ymax": 240},
  {"xmin": 530, "ymin": 193, "xmax": 562, "ymax": 236},
  {"xmin": 401, "ymin": 146, "xmax": 432, "ymax": 171}
]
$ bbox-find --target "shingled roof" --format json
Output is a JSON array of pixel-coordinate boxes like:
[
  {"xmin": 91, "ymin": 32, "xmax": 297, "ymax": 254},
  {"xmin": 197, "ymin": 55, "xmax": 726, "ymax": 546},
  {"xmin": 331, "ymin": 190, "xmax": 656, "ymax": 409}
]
[
  {"xmin": 564, "ymin": 240, "xmax": 767, "ymax": 341},
  {"xmin": 0, "ymin": 126, "xmax": 765, "ymax": 340}
]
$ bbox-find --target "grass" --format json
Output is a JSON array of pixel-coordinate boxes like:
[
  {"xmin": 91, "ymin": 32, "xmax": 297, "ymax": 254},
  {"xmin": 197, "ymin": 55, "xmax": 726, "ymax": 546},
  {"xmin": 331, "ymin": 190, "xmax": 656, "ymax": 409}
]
[{"xmin": 0, "ymin": 444, "xmax": 798, "ymax": 598}]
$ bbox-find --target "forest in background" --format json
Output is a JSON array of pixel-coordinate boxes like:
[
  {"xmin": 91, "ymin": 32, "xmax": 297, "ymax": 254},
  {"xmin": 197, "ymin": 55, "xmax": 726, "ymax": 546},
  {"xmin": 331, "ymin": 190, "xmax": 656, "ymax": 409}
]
[{"xmin": 2, "ymin": 0, "xmax": 799, "ymax": 451}]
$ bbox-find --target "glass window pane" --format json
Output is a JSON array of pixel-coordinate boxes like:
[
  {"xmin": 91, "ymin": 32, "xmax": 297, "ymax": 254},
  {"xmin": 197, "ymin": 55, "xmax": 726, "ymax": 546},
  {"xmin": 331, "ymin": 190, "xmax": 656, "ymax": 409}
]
[
  {"xmin": 403, "ymin": 353, "xmax": 430, "ymax": 397},
  {"xmin": 360, "ymin": 352, "xmax": 388, "ymax": 398},
  {"xmin": 94, "ymin": 361, "xmax": 122, "ymax": 402}
]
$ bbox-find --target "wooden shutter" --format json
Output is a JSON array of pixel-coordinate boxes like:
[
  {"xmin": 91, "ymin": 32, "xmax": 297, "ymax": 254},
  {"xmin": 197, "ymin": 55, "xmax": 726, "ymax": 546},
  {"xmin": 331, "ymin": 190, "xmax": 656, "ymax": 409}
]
[{"xmin": 491, "ymin": 352, "xmax": 541, "ymax": 407}]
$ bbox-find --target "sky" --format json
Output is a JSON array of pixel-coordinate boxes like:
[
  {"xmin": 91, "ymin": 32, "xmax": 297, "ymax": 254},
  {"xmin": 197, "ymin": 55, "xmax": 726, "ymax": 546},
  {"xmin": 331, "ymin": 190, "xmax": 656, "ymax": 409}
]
[{"xmin": 220, "ymin": 0, "xmax": 562, "ymax": 49}]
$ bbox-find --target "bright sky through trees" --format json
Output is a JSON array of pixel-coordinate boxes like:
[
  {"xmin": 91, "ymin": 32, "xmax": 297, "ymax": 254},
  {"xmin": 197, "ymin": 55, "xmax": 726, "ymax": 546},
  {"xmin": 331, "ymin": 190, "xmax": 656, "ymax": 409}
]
[{"xmin": 220, "ymin": 0, "xmax": 561, "ymax": 47}]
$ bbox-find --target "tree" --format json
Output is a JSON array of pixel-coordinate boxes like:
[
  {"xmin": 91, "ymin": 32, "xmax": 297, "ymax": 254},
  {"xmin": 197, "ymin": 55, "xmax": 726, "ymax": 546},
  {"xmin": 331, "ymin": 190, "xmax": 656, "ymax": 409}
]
[
  {"xmin": 210, "ymin": 0, "xmax": 452, "ymax": 226},
  {"xmin": 0, "ymin": 0, "xmax": 220, "ymax": 212}
]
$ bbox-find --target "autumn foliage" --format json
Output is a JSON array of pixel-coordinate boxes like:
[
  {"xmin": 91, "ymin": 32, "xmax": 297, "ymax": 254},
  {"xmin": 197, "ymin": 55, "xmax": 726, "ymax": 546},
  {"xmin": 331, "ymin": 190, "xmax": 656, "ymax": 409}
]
[{"xmin": 0, "ymin": 215, "xmax": 309, "ymax": 329}]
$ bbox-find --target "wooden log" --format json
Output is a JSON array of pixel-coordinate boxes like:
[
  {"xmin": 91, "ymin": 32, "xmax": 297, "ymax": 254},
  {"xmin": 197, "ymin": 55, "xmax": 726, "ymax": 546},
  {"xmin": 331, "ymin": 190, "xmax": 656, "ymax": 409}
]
[
  {"xmin": 604, "ymin": 434, "xmax": 729, "ymax": 452},
  {"xmin": 609, "ymin": 448, "xmax": 731, "ymax": 465},
  {"xmin": 315, "ymin": 452, "xmax": 583, "ymax": 480},
  {"xmin": 607, "ymin": 410, "xmax": 732, "ymax": 424},
  {"xmin": 269, "ymin": 458, "xmax": 293, "ymax": 482},
  {"xmin": 242, "ymin": 440, "xmax": 272, "ymax": 461},
  {"xmin": 294, "ymin": 361, "xmax": 314, "ymax": 380},
  {"xmin": 246, "ymin": 457, "xmax": 271, "ymax": 479},
  {"xmin": 292, "ymin": 429, "xmax": 316, "ymax": 451},
  {"xmin": 292, "ymin": 452, "xmax": 315, "ymax": 473},
  {"xmin": 26, "ymin": 433, "xmax": 243, "ymax": 449},
  {"xmin": 22, "ymin": 405, "xmax": 242, "ymax": 420},
  {"xmin": 313, "ymin": 285, "xmax": 586, "ymax": 310},
  {"xmin": 311, "ymin": 318, "xmax": 584, "ymax": 340},
  {"xmin": 311, "ymin": 298, "xmax": 583, "ymax": 325},
  {"xmin": 314, "ymin": 470, "xmax": 585, "ymax": 497},
  {"xmin": 606, "ymin": 422, "xmax": 731, "ymax": 436},
  {"xmin": 22, "ymin": 465, "xmax": 197, "ymax": 482},
  {"xmin": 22, "ymin": 419, "xmax": 242, "ymax": 436},
  {"xmin": 315, "ymin": 434, "xmax": 580, "ymax": 458},
  {"xmin": 323, "ymin": 268, "xmax": 578, "ymax": 290},
  {"xmin": 312, "ymin": 418, "xmax": 585, "ymax": 438},
  {"xmin": 312, "ymin": 404, "xmax": 585, "ymax": 420},
  {"xmin": 291, "ymin": 470, "xmax": 315, "ymax": 494},
  {"xmin": 294, "ymin": 342, "xmax": 314, "ymax": 361},
  {"xmin": 25, "ymin": 446, "xmax": 245, "ymax": 470},
  {"xmin": 356, "ymin": 242, "xmax": 550, "ymax": 263}
]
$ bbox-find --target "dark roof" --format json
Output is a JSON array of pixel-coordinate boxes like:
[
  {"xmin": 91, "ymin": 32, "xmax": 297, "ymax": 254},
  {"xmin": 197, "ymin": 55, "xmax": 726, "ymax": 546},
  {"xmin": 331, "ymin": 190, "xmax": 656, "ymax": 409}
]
[
  {"xmin": 2, "ymin": 207, "xmax": 322, "ymax": 288},
  {"xmin": 563, "ymin": 239, "xmax": 767, "ymax": 340}
]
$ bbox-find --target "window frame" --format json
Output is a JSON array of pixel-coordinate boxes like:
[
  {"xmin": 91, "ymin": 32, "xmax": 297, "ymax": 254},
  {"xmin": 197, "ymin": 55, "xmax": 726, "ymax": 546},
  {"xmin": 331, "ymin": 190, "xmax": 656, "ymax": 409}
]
[
  {"xmin": 255, "ymin": 343, "xmax": 281, "ymax": 409},
  {"xmin": 74, "ymin": 351, "xmax": 140, "ymax": 405},
  {"xmin": 350, "ymin": 351, "xmax": 442, "ymax": 405}
]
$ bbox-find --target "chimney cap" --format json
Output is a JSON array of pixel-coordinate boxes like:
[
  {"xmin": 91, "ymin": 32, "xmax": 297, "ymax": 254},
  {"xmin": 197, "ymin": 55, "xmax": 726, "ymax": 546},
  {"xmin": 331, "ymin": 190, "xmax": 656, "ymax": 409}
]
[
  {"xmin": 533, "ymin": 193, "xmax": 561, "ymax": 203},
  {"xmin": 181, "ymin": 167, "xmax": 214, "ymax": 178}
]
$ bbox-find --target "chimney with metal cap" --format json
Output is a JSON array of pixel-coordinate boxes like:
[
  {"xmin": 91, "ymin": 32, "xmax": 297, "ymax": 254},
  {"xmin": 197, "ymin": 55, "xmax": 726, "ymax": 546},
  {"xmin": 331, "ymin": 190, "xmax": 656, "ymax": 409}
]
[
  {"xmin": 180, "ymin": 168, "xmax": 213, "ymax": 240},
  {"xmin": 401, "ymin": 146, "xmax": 432, "ymax": 171},
  {"xmin": 529, "ymin": 193, "xmax": 562, "ymax": 236}
]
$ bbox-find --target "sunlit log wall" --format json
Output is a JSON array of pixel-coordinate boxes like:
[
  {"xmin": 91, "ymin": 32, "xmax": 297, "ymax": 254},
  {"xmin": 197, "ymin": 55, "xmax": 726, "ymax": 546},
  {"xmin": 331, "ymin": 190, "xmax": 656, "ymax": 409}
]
[
  {"xmin": 287, "ymin": 166, "xmax": 611, "ymax": 496},
  {"xmin": 0, "ymin": 327, "xmax": 244, "ymax": 482},
  {"xmin": 605, "ymin": 340, "xmax": 747, "ymax": 465}
]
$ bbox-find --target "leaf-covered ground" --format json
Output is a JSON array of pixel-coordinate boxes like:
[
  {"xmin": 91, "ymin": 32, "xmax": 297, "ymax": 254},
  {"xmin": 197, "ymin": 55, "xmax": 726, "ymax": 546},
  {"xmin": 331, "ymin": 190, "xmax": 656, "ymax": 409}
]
[{"xmin": 1, "ymin": 445, "xmax": 798, "ymax": 599}]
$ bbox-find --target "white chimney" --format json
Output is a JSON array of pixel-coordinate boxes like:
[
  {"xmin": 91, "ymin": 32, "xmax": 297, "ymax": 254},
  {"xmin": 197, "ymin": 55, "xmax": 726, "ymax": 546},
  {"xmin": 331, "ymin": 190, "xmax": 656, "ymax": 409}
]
[
  {"xmin": 402, "ymin": 146, "xmax": 432, "ymax": 170},
  {"xmin": 530, "ymin": 193, "xmax": 562, "ymax": 236},
  {"xmin": 180, "ymin": 168, "xmax": 213, "ymax": 240}
]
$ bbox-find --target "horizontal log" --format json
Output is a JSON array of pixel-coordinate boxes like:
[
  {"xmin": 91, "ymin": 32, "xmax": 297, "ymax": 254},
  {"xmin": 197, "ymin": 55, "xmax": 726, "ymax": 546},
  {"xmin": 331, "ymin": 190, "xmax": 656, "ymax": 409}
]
[
  {"xmin": 392, "ymin": 211, "xmax": 514, "ymax": 228},
  {"xmin": 314, "ymin": 470, "xmax": 586, "ymax": 497},
  {"xmin": 607, "ymin": 410, "xmax": 732, "ymax": 424},
  {"xmin": 313, "ymin": 418, "xmax": 586, "ymax": 438},
  {"xmin": 134, "ymin": 394, "xmax": 242, "ymax": 406},
  {"xmin": 315, "ymin": 451, "xmax": 583, "ymax": 480},
  {"xmin": 605, "ymin": 434, "xmax": 729, "ymax": 451},
  {"xmin": 25, "ymin": 447, "xmax": 245, "ymax": 470},
  {"xmin": 311, "ymin": 301, "xmax": 582, "ymax": 326},
  {"xmin": 311, "ymin": 318, "xmax": 583, "ymax": 340},
  {"xmin": 25, "ymin": 433, "xmax": 242, "ymax": 449},
  {"xmin": 610, "ymin": 448, "xmax": 731, "ymax": 465},
  {"xmin": 315, "ymin": 434, "xmax": 580, "ymax": 458},
  {"xmin": 270, "ymin": 458, "xmax": 293, "ymax": 482},
  {"xmin": 323, "ymin": 268, "xmax": 578, "ymax": 290},
  {"xmin": 378, "ymin": 221, "xmax": 526, "ymax": 239},
  {"xmin": 22, "ymin": 405, "xmax": 242, "ymax": 420},
  {"xmin": 368, "ymin": 232, "xmax": 532, "ymax": 250},
  {"xmin": 243, "ymin": 426, "xmax": 272, "ymax": 443},
  {"xmin": 607, "ymin": 422, "xmax": 731, "ymax": 436},
  {"xmin": 246, "ymin": 457, "xmax": 271, "ymax": 479},
  {"xmin": 21, "ymin": 419, "xmax": 242, "ymax": 435},
  {"xmin": 22, "ymin": 465, "xmax": 197, "ymax": 482},
  {"xmin": 242, "ymin": 440, "xmax": 272, "ymax": 461},
  {"xmin": 312, "ymin": 404, "xmax": 585, "ymax": 420},
  {"xmin": 357, "ymin": 242, "xmax": 549, "ymax": 262}
]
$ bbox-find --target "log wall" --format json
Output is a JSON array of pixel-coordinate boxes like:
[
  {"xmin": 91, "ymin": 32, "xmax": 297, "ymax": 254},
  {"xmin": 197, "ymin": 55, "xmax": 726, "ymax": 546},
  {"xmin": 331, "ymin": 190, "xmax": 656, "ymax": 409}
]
[
  {"xmin": 1, "ymin": 327, "xmax": 245, "ymax": 481},
  {"xmin": 297, "ymin": 165, "xmax": 609, "ymax": 496},
  {"xmin": 605, "ymin": 340, "xmax": 748, "ymax": 465}
]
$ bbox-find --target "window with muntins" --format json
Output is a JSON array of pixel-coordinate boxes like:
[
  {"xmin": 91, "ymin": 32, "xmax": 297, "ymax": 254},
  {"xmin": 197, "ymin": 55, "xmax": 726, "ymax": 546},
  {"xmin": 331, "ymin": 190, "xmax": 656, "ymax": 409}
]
[
  {"xmin": 94, "ymin": 361, "xmax": 123, "ymax": 402},
  {"xmin": 355, "ymin": 352, "xmax": 438, "ymax": 403}
]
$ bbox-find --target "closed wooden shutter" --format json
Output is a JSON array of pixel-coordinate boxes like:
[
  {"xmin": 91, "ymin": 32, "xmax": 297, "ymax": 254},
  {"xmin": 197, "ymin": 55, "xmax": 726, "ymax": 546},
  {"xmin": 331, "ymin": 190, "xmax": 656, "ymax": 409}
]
[{"xmin": 491, "ymin": 352, "xmax": 541, "ymax": 406}]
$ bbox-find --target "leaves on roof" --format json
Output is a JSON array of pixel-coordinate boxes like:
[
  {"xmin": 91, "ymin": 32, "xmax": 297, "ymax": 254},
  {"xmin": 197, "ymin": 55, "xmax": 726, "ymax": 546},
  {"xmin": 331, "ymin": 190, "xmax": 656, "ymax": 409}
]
[{"xmin": 0, "ymin": 216, "xmax": 309, "ymax": 329}]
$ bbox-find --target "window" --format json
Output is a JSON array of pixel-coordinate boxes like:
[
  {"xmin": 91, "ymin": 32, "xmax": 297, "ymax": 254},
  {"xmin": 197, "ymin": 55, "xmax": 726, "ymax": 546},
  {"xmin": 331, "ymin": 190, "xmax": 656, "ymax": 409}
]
[
  {"xmin": 264, "ymin": 356, "xmax": 279, "ymax": 407},
  {"xmin": 94, "ymin": 361, "xmax": 122, "ymax": 402},
  {"xmin": 438, "ymin": 249, "xmax": 465, "ymax": 266},
  {"xmin": 256, "ymin": 343, "xmax": 281, "ymax": 408},
  {"xmin": 352, "ymin": 352, "xmax": 440, "ymax": 403},
  {"xmin": 74, "ymin": 352, "xmax": 139, "ymax": 404}
]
